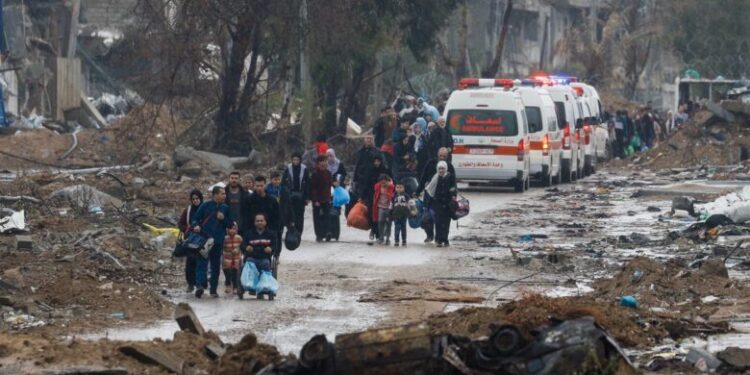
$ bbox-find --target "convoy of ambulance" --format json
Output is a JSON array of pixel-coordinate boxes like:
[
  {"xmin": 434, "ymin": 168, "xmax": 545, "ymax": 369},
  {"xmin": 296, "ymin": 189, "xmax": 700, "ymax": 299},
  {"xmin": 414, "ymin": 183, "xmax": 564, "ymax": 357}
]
[{"xmin": 445, "ymin": 76, "xmax": 609, "ymax": 192}]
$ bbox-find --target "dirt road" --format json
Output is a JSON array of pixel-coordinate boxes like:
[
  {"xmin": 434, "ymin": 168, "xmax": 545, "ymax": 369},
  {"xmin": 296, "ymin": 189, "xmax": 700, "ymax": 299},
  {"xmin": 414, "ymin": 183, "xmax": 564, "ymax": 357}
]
[{"xmin": 86, "ymin": 185, "xmax": 534, "ymax": 353}]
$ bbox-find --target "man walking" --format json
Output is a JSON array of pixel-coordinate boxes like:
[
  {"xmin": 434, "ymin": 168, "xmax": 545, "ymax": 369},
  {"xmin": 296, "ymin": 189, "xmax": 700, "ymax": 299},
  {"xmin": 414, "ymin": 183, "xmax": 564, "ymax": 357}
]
[
  {"xmin": 191, "ymin": 186, "xmax": 231, "ymax": 298},
  {"xmin": 225, "ymin": 171, "xmax": 251, "ymax": 232},
  {"xmin": 281, "ymin": 153, "xmax": 310, "ymax": 234},
  {"xmin": 248, "ymin": 175, "xmax": 282, "ymax": 254}
]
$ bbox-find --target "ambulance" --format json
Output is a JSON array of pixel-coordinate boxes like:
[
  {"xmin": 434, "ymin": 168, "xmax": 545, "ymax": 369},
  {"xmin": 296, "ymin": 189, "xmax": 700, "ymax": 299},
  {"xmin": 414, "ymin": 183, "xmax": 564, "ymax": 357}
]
[
  {"xmin": 515, "ymin": 82, "xmax": 562, "ymax": 186},
  {"xmin": 545, "ymin": 83, "xmax": 584, "ymax": 182},
  {"xmin": 446, "ymin": 79, "xmax": 531, "ymax": 192},
  {"xmin": 570, "ymin": 82, "xmax": 606, "ymax": 175}
]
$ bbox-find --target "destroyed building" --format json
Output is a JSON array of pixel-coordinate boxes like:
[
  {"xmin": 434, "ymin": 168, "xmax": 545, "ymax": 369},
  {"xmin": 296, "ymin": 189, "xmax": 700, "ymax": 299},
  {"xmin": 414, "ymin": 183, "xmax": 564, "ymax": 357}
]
[{"xmin": 0, "ymin": 0, "xmax": 138, "ymax": 129}]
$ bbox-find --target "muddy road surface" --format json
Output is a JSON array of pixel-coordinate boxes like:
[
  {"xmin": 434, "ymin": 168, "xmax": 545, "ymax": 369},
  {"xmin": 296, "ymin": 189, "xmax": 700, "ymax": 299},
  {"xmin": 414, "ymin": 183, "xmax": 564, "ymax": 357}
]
[{"xmin": 87, "ymin": 185, "xmax": 534, "ymax": 353}]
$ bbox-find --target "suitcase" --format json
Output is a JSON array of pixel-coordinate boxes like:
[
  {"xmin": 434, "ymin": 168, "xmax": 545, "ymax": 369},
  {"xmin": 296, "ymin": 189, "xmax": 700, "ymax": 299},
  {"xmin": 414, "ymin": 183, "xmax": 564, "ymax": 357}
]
[{"xmin": 327, "ymin": 206, "xmax": 341, "ymax": 240}]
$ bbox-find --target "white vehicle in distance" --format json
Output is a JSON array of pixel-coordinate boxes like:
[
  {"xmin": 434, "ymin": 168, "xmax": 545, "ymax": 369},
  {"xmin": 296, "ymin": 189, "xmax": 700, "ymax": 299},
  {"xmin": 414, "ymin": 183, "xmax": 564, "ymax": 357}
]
[
  {"xmin": 515, "ymin": 81, "xmax": 562, "ymax": 186},
  {"xmin": 446, "ymin": 78, "xmax": 531, "ymax": 192},
  {"xmin": 571, "ymin": 82, "xmax": 612, "ymax": 161},
  {"xmin": 570, "ymin": 83, "xmax": 598, "ymax": 176},
  {"xmin": 545, "ymin": 81, "xmax": 583, "ymax": 182}
]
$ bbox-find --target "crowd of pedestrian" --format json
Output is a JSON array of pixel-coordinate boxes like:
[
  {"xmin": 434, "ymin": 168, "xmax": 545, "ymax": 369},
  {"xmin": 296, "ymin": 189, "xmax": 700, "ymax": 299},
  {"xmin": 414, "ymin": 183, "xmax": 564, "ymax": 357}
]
[
  {"xmin": 608, "ymin": 101, "xmax": 692, "ymax": 159},
  {"xmin": 176, "ymin": 96, "xmax": 460, "ymax": 299}
]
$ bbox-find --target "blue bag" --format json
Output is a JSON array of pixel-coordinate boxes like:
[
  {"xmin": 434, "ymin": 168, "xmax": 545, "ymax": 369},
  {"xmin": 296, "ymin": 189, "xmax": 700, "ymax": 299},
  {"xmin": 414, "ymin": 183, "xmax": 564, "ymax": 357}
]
[
  {"xmin": 256, "ymin": 271, "xmax": 279, "ymax": 295},
  {"xmin": 333, "ymin": 186, "xmax": 351, "ymax": 208},
  {"xmin": 240, "ymin": 261, "xmax": 259, "ymax": 291},
  {"xmin": 408, "ymin": 199, "xmax": 424, "ymax": 229}
]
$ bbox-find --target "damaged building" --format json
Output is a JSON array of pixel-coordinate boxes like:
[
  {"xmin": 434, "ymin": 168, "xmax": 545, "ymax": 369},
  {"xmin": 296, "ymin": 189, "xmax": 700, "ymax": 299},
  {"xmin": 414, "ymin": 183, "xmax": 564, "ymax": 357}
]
[{"xmin": 0, "ymin": 0, "xmax": 138, "ymax": 130}]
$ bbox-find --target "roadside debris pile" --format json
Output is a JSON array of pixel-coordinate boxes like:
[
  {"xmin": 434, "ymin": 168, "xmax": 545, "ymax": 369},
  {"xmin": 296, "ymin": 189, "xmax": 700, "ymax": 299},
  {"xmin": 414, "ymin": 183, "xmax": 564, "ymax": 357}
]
[
  {"xmin": 0, "ymin": 302, "xmax": 636, "ymax": 374},
  {"xmin": 593, "ymin": 257, "xmax": 747, "ymax": 318},
  {"xmin": 630, "ymin": 100, "xmax": 750, "ymax": 170},
  {"xmin": 0, "ymin": 304, "xmax": 286, "ymax": 374}
]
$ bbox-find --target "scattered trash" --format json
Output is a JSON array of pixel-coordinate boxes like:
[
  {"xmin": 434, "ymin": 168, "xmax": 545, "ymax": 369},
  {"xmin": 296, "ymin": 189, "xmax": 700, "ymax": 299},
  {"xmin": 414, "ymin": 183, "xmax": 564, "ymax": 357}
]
[
  {"xmin": 110, "ymin": 311, "xmax": 125, "ymax": 320},
  {"xmin": 619, "ymin": 295, "xmax": 638, "ymax": 308},
  {"xmin": 686, "ymin": 347, "xmax": 721, "ymax": 372},
  {"xmin": 0, "ymin": 210, "xmax": 26, "ymax": 233}
]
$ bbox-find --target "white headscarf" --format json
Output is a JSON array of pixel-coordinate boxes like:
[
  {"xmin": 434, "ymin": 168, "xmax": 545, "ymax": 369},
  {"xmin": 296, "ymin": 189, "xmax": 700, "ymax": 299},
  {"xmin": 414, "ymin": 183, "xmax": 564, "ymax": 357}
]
[{"xmin": 326, "ymin": 148, "xmax": 340, "ymax": 175}]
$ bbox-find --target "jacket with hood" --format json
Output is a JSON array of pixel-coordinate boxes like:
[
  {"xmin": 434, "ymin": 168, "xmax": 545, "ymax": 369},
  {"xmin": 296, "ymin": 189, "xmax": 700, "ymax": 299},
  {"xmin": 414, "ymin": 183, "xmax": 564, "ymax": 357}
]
[{"xmin": 282, "ymin": 163, "xmax": 310, "ymax": 202}]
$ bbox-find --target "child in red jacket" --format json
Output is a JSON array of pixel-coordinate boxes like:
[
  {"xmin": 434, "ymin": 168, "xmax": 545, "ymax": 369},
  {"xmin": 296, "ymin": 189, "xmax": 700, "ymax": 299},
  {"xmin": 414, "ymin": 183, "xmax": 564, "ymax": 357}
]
[
  {"xmin": 222, "ymin": 224, "xmax": 243, "ymax": 294},
  {"xmin": 372, "ymin": 174, "xmax": 394, "ymax": 245}
]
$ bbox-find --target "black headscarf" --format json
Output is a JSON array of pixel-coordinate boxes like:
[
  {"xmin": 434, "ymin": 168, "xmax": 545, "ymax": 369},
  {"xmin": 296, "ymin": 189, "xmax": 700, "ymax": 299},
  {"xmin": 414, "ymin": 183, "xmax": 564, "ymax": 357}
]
[{"xmin": 188, "ymin": 189, "xmax": 204, "ymax": 223}]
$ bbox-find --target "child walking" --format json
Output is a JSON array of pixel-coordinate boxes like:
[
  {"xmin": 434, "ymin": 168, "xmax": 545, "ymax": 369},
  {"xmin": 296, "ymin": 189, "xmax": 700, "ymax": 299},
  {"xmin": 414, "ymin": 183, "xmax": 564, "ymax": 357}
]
[
  {"xmin": 372, "ymin": 174, "xmax": 394, "ymax": 245},
  {"xmin": 391, "ymin": 181, "xmax": 410, "ymax": 246},
  {"xmin": 222, "ymin": 224, "xmax": 243, "ymax": 294}
]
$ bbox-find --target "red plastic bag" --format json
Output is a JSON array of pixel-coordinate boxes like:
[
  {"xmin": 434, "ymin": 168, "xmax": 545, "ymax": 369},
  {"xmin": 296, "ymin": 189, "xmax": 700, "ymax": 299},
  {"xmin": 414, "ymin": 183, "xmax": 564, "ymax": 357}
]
[{"xmin": 346, "ymin": 201, "xmax": 370, "ymax": 230}]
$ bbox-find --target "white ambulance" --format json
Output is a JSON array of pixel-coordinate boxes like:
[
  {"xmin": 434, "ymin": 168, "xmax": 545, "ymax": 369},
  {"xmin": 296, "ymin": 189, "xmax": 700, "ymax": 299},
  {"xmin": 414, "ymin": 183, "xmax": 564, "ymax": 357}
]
[
  {"xmin": 515, "ymin": 82, "xmax": 562, "ymax": 186},
  {"xmin": 446, "ymin": 79, "xmax": 531, "ymax": 192},
  {"xmin": 545, "ymin": 83, "xmax": 584, "ymax": 182}
]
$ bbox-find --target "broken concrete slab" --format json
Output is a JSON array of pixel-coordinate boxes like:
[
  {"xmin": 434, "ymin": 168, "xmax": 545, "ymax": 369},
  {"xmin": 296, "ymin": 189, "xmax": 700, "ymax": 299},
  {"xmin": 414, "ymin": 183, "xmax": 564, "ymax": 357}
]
[
  {"xmin": 173, "ymin": 145, "xmax": 253, "ymax": 174},
  {"xmin": 174, "ymin": 303, "xmax": 205, "ymax": 336},
  {"xmin": 48, "ymin": 184, "xmax": 123, "ymax": 211},
  {"xmin": 119, "ymin": 344, "xmax": 184, "ymax": 374},
  {"xmin": 204, "ymin": 342, "xmax": 225, "ymax": 360},
  {"xmin": 15, "ymin": 235, "xmax": 33, "ymax": 250},
  {"xmin": 717, "ymin": 346, "xmax": 750, "ymax": 370}
]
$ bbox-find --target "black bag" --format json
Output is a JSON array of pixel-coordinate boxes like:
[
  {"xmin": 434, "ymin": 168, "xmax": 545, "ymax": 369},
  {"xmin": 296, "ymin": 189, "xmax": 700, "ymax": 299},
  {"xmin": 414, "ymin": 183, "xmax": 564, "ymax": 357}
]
[
  {"xmin": 172, "ymin": 238, "xmax": 188, "ymax": 258},
  {"xmin": 284, "ymin": 225, "xmax": 301, "ymax": 251},
  {"xmin": 327, "ymin": 206, "xmax": 341, "ymax": 240}
]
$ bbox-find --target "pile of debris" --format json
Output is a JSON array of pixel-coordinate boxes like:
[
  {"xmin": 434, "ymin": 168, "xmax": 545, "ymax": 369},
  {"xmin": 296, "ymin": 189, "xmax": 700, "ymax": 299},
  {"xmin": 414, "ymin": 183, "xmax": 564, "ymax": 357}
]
[
  {"xmin": 0, "ymin": 304, "xmax": 286, "ymax": 374},
  {"xmin": 630, "ymin": 100, "xmax": 750, "ymax": 170}
]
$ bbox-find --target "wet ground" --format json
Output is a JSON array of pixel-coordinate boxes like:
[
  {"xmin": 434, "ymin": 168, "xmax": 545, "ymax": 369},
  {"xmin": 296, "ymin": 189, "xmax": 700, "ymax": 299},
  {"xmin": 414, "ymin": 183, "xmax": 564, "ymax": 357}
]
[
  {"xmin": 85, "ymin": 169, "xmax": 750, "ymax": 369},
  {"xmin": 85, "ymin": 184, "xmax": 528, "ymax": 354}
]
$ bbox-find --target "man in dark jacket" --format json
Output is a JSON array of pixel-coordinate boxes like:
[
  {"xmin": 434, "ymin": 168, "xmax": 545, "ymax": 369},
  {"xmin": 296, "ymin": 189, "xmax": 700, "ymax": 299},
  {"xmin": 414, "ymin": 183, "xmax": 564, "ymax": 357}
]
[
  {"xmin": 427, "ymin": 116, "xmax": 454, "ymax": 161},
  {"xmin": 191, "ymin": 186, "xmax": 231, "ymax": 298},
  {"xmin": 310, "ymin": 155, "xmax": 332, "ymax": 242},
  {"xmin": 248, "ymin": 176, "xmax": 281, "ymax": 253},
  {"xmin": 353, "ymin": 134, "xmax": 383, "ymax": 197},
  {"xmin": 225, "ymin": 171, "xmax": 251, "ymax": 231},
  {"xmin": 281, "ymin": 153, "xmax": 310, "ymax": 234},
  {"xmin": 372, "ymin": 107, "xmax": 390, "ymax": 148},
  {"xmin": 416, "ymin": 147, "xmax": 456, "ymax": 243}
]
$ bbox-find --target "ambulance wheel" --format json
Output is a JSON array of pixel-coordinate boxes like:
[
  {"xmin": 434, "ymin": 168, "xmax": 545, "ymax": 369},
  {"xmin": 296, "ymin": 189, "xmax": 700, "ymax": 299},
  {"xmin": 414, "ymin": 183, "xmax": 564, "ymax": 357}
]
[
  {"xmin": 257, "ymin": 293, "xmax": 263, "ymax": 300},
  {"xmin": 514, "ymin": 179, "xmax": 524, "ymax": 193},
  {"xmin": 268, "ymin": 294, "xmax": 275, "ymax": 301}
]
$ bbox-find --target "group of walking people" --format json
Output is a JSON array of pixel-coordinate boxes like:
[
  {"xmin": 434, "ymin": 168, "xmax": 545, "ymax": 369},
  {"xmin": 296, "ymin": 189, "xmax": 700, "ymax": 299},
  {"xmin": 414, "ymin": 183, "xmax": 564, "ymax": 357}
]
[{"xmin": 175, "ymin": 98, "xmax": 460, "ymax": 298}]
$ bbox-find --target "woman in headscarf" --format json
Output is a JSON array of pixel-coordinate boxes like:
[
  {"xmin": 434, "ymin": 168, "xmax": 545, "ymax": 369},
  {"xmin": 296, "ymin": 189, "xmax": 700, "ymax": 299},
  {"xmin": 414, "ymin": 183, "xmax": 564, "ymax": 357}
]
[
  {"xmin": 413, "ymin": 123, "xmax": 430, "ymax": 180},
  {"xmin": 425, "ymin": 161, "xmax": 456, "ymax": 247},
  {"xmin": 326, "ymin": 148, "xmax": 347, "ymax": 186},
  {"xmin": 177, "ymin": 189, "xmax": 203, "ymax": 293}
]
